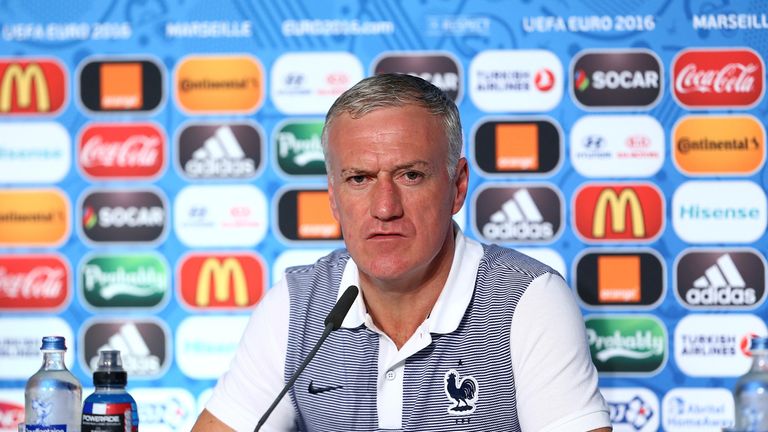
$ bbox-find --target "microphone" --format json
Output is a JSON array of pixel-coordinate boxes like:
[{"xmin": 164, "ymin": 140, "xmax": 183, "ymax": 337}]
[{"xmin": 254, "ymin": 285, "xmax": 359, "ymax": 431}]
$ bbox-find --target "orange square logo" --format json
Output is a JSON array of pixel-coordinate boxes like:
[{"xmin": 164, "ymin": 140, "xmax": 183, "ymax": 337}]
[
  {"xmin": 597, "ymin": 255, "xmax": 641, "ymax": 303},
  {"xmin": 100, "ymin": 63, "xmax": 143, "ymax": 110},
  {"xmin": 495, "ymin": 124, "xmax": 539, "ymax": 170},
  {"xmin": 297, "ymin": 191, "xmax": 340, "ymax": 239}
]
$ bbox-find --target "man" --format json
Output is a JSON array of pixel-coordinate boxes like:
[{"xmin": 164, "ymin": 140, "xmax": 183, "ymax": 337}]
[{"xmin": 193, "ymin": 74, "xmax": 612, "ymax": 431}]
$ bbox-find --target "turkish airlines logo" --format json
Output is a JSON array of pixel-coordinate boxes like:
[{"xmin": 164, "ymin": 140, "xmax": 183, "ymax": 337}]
[
  {"xmin": 571, "ymin": 49, "xmax": 662, "ymax": 109},
  {"xmin": 276, "ymin": 189, "xmax": 341, "ymax": 242},
  {"xmin": 0, "ymin": 254, "xmax": 69, "ymax": 310},
  {"xmin": 178, "ymin": 252, "xmax": 265, "ymax": 309},
  {"xmin": 372, "ymin": 52, "xmax": 463, "ymax": 102},
  {"xmin": 78, "ymin": 58, "xmax": 164, "ymax": 113},
  {"xmin": 176, "ymin": 122, "xmax": 262, "ymax": 180},
  {"xmin": 473, "ymin": 185, "xmax": 563, "ymax": 243},
  {"xmin": 573, "ymin": 183, "xmax": 664, "ymax": 243},
  {"xmin": 81, "ymin": 319, "xmax": 169, "ymax": 378},
  {"xmin": 472, "ymin": 118, "xmax": 561, "ymax": 175},
  {"xmin": 575, "ymin": 250, "xmax": 664, "ymax": 309},
  {"xmin": 79, "ymin": 189, "xmax": 167, "ymax": 244},
  {"xmin": 0, "ymin": 58, "xmax": 67, "ymax": 115},
  {"xmin": 676, "ymin": 249, "xmax": 766, "ymax": 310},
  {"xmin": 0, "ymin": 189, "xmax": 70, "ymax": 247},
  {"xmin": 78, "ymin": 123, "xmax": 165, "ymax": 179},
  {"xmin": 672, "ymin": 48, "xmax": 764, "ymax": 108},
  {"xmin": 175, "ymin": 55, "xmax": 264, "ymax": 114}
]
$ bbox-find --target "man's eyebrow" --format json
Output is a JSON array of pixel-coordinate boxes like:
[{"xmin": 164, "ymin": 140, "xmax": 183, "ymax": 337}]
[{"xmin": 338, "ymin": 160, "xmax": 432, "ymax": 177}]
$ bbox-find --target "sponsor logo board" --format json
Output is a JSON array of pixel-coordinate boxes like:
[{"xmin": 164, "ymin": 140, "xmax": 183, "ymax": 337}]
[
  {"xmin": 585, "ymin": 315, "xmax": 667, "ymax": 375},
  {"xmin": 175, "ymin": 316, "xmax": 249, "ymax": 379},
  {"xmin": 0, "ymin": 58, "xmax": 67, "ymax": 115},
  {"xmin": 0, "ymin": 122, "xmax": 70, "ymax": 183},
  {"xmin": 471, "ymin": 118, "xmax": 562, "ymax": 175},
  {"xmin": 176, "ymin": 121, "xmax": 263, "ymax": 180},
  {"xmin": 80, "ymin": 318, "xmax": 170, "ymax": 378},
  {"xmin": 0, "ymin": 189, "xmax": 70, "ymax": 247},
  {"xmin": 0, "ymin": 317, "xmax": 74, "ymax": 379},
  {"xmin": 0, "ymin": 389, "xmax": 24, "ymax": 432},
  {"xmin": 78, "ymin": 122, "xmax": 166, "ymax": 180},
  {"xmin": 175, "ymin": 54, "xmax": 264, "ymax": 114},
  {"xmin": 79, "ymin": 188, "xmax": 168, "ymax": 244},
  {"xmin": 574, "ymin": 249, "xmax": 664, "ymax": 309},
  {"xmin": 601, "ymin": 387, "xmax": 659, "ymax": 432},
  {"xmin": 78, "ymin": 57, "xmax": 164, "ymax": 113},
  {"xmin": 662, "ymin": 387, "xmax": 735, "ymax": 432},
  {"xmin": 80, "ymin": 252, "xmax": 169, "ymax": 310},
  {"xmin": 273, "ymin": 119, "xmax": 326, "ymax": 176},
  {"xmin": 275, "ymin": 188, "xmax": 341, "ymax": 242},
  {"xmin": 372, "ymin": 52, "xmax": 463, "ymax": 102},
  {"xmin": 0, "ymin": 254, "xmax": 70, "ymax": 311},
  {"xmin": 178, "ymin": 252, "xmax": 265, "ymax": 310},
  {"xmin": 131, "ymin": 388, "xmax": 196, "ymax": 432}
]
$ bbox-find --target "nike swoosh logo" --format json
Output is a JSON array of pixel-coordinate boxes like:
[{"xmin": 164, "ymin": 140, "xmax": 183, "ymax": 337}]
[{"xmin": 308, "ymin": 380, "xmax": 343, "ymax": 395}]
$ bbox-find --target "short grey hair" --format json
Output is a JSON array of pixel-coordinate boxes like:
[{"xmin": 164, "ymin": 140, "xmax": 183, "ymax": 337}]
[{"xmin": 321, "ymin": 73, "xmax": 463, "ymax": 179}]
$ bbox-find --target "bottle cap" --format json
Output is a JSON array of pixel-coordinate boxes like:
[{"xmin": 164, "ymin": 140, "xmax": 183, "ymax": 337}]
[
  {"xmin": 40, "ymin": 336, "xmax": 66, "ymax": 351},
  {"xmin": 93, "ymin": 350, "xmax": 128, "ymax": 386},
  {"xmin": 750, "ymin": 336, "xmax": 768, "ymax": 351}
]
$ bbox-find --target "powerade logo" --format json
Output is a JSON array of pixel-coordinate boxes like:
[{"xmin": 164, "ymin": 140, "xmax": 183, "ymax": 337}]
[
  {"xmin": 571, "ymin": 49, "xmax": 662, "ymax": 109},
  {"xmin": 574, "ymin": 249, "xmax": 664, "ymax": 309},
  {"xmin": 585, "ymin": 315, "xmax": 667, "ymax": 375},
  {"xmin": 675, "ymin": 249, "xmax": 766, "ymax": 310},
  {"xmin": 473, "ymin": 184, "xmax": 563, "ymax": 244},
  {"xmin": 79, "ymin": 189, "xmax": 167, "ymax": 244},
  {"xmin": 80, "ymin": 253, "xmax": 169, "ymax": 310},
  {"xmin": 0, "ymin": 58, "xmax": 67, "ymax": 115},
  {"xmin": 81, "ymin": 319, "xmax": 169, "ymax": 378},
  {"xmin": 78, "ymin": 57, "xmax": 164, "ymax": 113},
  {"xmin": 372, "ymin": 52, "xmax": 463, "ymax": 102},
  {"xmin": 274, "ymin": 120, "xmax": 326, "ymax": 176},
  {"xmin": 176, "ymin": 122, "xmax": 262, "ymax": 180},
  {"xmin": 472, "ymin": 118, "xmax": 561, "ymax": 175}
]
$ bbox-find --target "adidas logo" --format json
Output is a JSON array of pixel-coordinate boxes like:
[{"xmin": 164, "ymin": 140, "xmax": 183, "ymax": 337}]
[
  {"xmin": 184, "ymin": 126, "xmax": 255, "ymax": 178},
  {"xmin": 482, "ymin": 189, "xmax": 554, "ymax": 240},
  {"xmin": 89, "ymin": 323, "xmax": 162, "ymax": 375},
  {"xmin": 685, "ymin": 254, "xmax": 756, "ymax": 306}
]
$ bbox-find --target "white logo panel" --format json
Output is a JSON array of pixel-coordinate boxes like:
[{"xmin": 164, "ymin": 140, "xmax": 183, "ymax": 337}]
[
  {"xmin": 272, "ymin": 248, "xmax": 334, "ymax": 284},
  {"xmin": 271, "ymin": 52, "xmax": 363, "ymax": 114},
  {"xmin": 570, "ymin": 115, "xmax": 664, "ymax": 178},
  {"xmin": 662, "ymin": 387, "xmax": 735, "ymax": 431},
  {"xmin": 674, "ymin": 313, "xmax": 767, "ymax": 377},
  {"xmin": 0, "ymin": 122, "xmax": 70, "ymax": 183},
  {"xmin": 672, "ymin": 180, "xmax": 767, "ymax": 244},
  {"xmin": 175, "ymin": 315, "xmax": 248, "ymax": 379},
  {"xmin": 174, "ymin": 185, "xmax": 268, "ymax": 247},
  {"xmin": 601, "ymin": 387, "xmax": 659, "ymax": 432},
  {"xmin": 131, "ymin": 387, "xmax": 196, "ymax": 432},
  {"xmin": 0, "ymin": 317, "xmax": 74, "ymax": 379},
  {"xmin": 469, "ymin": 50, "xmax": 563, "ymax": 112}
]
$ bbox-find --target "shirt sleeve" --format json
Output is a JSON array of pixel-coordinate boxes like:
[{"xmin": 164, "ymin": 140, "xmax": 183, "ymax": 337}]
[
  {"xmin": 510, "ymin": 272, "xmax": 611, "ymax": 432},
  {"xmin": 205, "ymin": 279, "xmax": 296, "ymax": 432}
]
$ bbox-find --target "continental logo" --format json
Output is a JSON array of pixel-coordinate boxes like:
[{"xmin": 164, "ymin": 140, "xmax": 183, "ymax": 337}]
[
  {"xmin": 573, "ymin": 183, "xmax": 664, "ymax": 243},
  {"xmin": 178, "ymin": 252, "xmax": 265, "ymax": 310},
  {"xmin": 372, "ymin": 52, "xmax": 462, "ymax": 102},
  {"xmin": 0, "ymin": 58, "xmax": 67, "ymax": 115},
  {"xmin": 673, "ymin": 115, "xmax": 765, "ymax": 175},
  {"xmin": 175, "ymin": 54, "xmax": 264, "ymax": 114},
  {"xmin": 574, "ymin": 249, "xmax": 664, "ymax": 309},
  {"xmin": 276, "ymin": 188, "xmax": 342, "ymax": 242},
  {"xmin": 472, "ymin": 118, "xmax": 561, "ymax": 175},
  {"xmin": 78, "ymin": 57, "xmax": 164, "ymax": 113},
  {"xmin": 0, "ymin": 189, "xmax": 69, "ymax": 246},
  {"xmin": 274, "ymin": 119, "xmax": 326, "ymax": 176},
  {"xmin": 0, "ymin": 254, "xmax": 70, "ymax": 311}
]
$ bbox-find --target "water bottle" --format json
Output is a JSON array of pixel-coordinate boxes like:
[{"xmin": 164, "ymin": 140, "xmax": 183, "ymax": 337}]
[
  {"xmin": 734, "ymin": 336, "xmax": 768, "ymax": 431},
  {"xmin": 81, "ymin": 350, "xmax": 139, "ymax": 432},
  {"xmin": 24, "ymin": 336, "xmax": 82, "ymax": 432}
]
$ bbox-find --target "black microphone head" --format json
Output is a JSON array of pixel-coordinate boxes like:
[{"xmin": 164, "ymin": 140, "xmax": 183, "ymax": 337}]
[{"xmin": 324, "ymin": 285, "xmax": 359, "ymax": 330}]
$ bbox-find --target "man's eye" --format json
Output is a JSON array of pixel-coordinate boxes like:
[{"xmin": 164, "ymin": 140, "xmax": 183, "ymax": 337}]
[
  {"xmin": 350, "ymin": 175, "xmax": 366, "ymax": 184},
  {"xmin": 404, "ymin": 171, "xmax": 422, "ymax": 181}
]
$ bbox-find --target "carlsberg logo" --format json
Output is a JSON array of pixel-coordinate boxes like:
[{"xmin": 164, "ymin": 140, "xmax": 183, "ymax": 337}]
[{"xmin": 585, "ymin": 316, "xmax": 667, "ymax": 374}]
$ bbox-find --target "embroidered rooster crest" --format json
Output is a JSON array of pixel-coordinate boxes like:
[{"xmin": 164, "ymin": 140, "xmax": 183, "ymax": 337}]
[{"xmin": 443, "ymin": 369, "xmax": 479, "ymax": 415}]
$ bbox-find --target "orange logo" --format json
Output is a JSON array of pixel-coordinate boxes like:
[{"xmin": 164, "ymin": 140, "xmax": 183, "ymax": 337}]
[
  {"xmin": 0, "ymin": 189, "xmax": 69, "ymax": 246},
  {"xmin": 673, "ymin": 115, "xmax": 765, "ymax": 175},
  {"xmin": 298, "ymin": 191, "xmax": 340, "ymax": 239},
  {"xmin": 0, "ymin": 59, "xmax": 67, "ymax": 114},
  {"xmin": 597, "ymin": 255, "xmax": 641, "ymax": 303},
  {"xmin": 100, "ymin": 63, "xmax": 143, "ymax": 110},
  {"xmin": 495, "ymin": 123, "xmax": 539, "ymax": 170},
  {"xmin": 175, "ymin": 55, "xmax": 264, "ymax": 113}
]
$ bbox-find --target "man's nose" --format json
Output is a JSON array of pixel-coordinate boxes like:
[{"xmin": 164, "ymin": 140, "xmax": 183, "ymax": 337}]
[{"xmin": 370, "ymin": 178, "xmax": 404, "ymax": 220}]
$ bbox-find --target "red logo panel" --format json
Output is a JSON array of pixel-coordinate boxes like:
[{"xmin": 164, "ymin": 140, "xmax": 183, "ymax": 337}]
[
  {"xmin": 0, "ymin": 254, "xmax": 70, "ymax": 310},
  {"xmin": 0, "ymin": 401, "xmax": 24, "ymax": 430},
  {"xmin": 78, "ymin": 123, "xmax": 166, "ymax": 179},
  {"xmin": 672, "ymin": 48, "xmax": 765, "ymax": 108},
  {"xmin": 573, "ymin": 183, "xmax": 664, "ymax": 242},
  {"xmin": 0, "ymin": 58, "xmax": 67, "ymax": 115},
  {"xmin": 178, "ymin": 252, "xmax": 265, "ymax": 310}
]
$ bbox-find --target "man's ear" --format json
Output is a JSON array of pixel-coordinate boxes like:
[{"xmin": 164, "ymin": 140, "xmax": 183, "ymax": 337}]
[
  {"xmin": 327, "ymin": 178, "xmax": 340, "ymax": 221},
  {"xmin": 452, "ymin": 158, "xmax": 469, "ymax": 215}
]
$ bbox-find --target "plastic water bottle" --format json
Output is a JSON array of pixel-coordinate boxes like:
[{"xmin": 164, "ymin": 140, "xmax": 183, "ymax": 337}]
[
  {"xmin": 734, "ymin": 336, "xmax": 768, "ymax": 431},
  {"xmin": 81, "ymin": 350, "xmax": 139, "ymax": 432},
  {"xmin": 24, "ymin": 336, "xmax": 82, "ymax": 432}
]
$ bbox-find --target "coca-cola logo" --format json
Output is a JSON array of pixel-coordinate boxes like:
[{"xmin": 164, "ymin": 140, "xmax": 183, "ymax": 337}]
[
  {"xmin": 0, "ymin": 254, "xmax": 70, "ymax": 310},
  {"xmin": 672, "ymin": 48, "xmax": 765, "ymax": 108},
  {"xmin": 78, "ymin": 123, "xmax": 166, "ymax": 179}
]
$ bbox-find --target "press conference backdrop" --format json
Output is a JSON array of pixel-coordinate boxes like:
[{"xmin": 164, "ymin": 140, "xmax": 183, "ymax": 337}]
[{"xmin": 1, "ymin": 0, "xmax": 767, "ymax": 430}]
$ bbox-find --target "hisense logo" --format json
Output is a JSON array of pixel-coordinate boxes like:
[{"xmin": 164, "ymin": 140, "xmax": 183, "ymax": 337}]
[{"xmin": 587, "ymin": 329, "xmax": 665, "ymax": 361}]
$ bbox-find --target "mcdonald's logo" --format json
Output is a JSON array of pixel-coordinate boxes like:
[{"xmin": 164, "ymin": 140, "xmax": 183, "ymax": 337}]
[
  {"xmin": 573, "ymin": 183, "xmax": 664, "ymax": 242},
  {"xmin": 178, "ymin": 252, "xmax": 265, "ymax": 310},
  {"xmin": 0, "ymin": 59, "xmax": 66, "ymax": 115}
]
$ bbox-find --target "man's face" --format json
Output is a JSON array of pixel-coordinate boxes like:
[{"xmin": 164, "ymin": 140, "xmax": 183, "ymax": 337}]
[{"xmin": 325, "ymin": 104, "xmax": 468, "ymax": 285}]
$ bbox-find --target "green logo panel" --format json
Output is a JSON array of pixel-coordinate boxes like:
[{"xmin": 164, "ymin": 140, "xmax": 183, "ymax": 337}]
[
  {"xmin": 80, "ymin": 253, "xmax": 169, "ymax": 308},
  {"xmin": 585, "ymin": 315, "xmax": 667, "ymax": 375},
  {"xmin": 275, "ymin": 120, "xmax": 326, "ymax": 175}
]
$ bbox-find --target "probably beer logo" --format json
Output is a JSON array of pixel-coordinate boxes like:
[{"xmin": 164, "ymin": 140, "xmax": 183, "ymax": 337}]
[
  {"xmin": 0, "ymin": 58, "xmax": 67, "ymax": 115},
  {"xmin": 372, "ymin": 52, "xmax": 463, "ymax": 102},
  {"xmin": 571, "ymin": 49, "xmax": 662, "ymax": 109},
  {"xmin": 472, "ymin": 184, "xmax": 563, "ymax": 244},
  {"xmin": 675, "ymin": 249, "xmax": 766, "ymax": 310},
  {"xmin": 176, "ymin": 122, "xmax": 262, "ymax": 180},
  {"xmin": 178, "ymin": 252, "xmax": 265, "ymax": 309},
  {"xmin": 573, "ymin": 183, "xmax": 664, "ymax": 243},
  {"xmin": 0, "ymin": 254, "xmax": 70, "ymax": 311},
  {"xmin": 276, "ymin": 188, "xmax": 341, "ymax": 242},
  {"xmin": 274, "ymin": 119, "xmax": 326, "ymax": 176},
  {"xmin": 673, "ymin": 115, "xmax": 765, "ymax": 176},
  {"xmin": 78, "ymin": 58, "xmax": 164, "ymax": 113},
  {"xmin": 79, "ymin": 189, "xmax": 167, "ymax": 244},
  {"xmin": 78, "ymin": 122, "xmax": 166, "ymax": 180},
  {"xmin": 0, "ymin": 189, "xmax": 69, "ymax": 247},
  {"xmin": 672, "ymin": 48, "xmax": 764, "ymax": 108},
  {"xmin": 575, "ymin": 249, "xmax": 664, "ymax": 309},
  {"xmin": 81, "ymin": 319, "xmax": 169, "ymax": 378},
  {"xmin": 0, "ymin": 122, "xmax": 70, "ymax": 183},
  {"xmin": 175, "ymin": 55, "xmax": 264, "ymax": 114},
  {"xmin": 80, "ymin": 253, "xmax": 169, "ymax": 310},
  {"xmin": 585, "ymin": 315, "xmax": 667, "ymax": 375},
  {"xmin": 472, "ymin": 118, "xmax": 561, "ymax": 175}
]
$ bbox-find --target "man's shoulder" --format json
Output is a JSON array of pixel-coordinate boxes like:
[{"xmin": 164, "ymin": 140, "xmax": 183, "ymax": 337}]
[{"xmin": 478, "ymin": 242, "xmax": 561, "ymax": 280}]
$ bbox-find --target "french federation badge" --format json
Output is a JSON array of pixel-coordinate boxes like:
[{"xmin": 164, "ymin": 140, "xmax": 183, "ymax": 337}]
[{"xmin": 444, "ymin": 369, "xmax": 479, "ymax": 415}]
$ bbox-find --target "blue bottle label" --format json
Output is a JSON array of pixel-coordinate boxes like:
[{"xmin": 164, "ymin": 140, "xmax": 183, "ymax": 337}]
[
  {"xmin": 26, "ymin": 425, "xmax": 67, "ymax": 432},
  {"xmin": 82, "ymin": 402, "xmax": 135, "ymax": 432}
]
